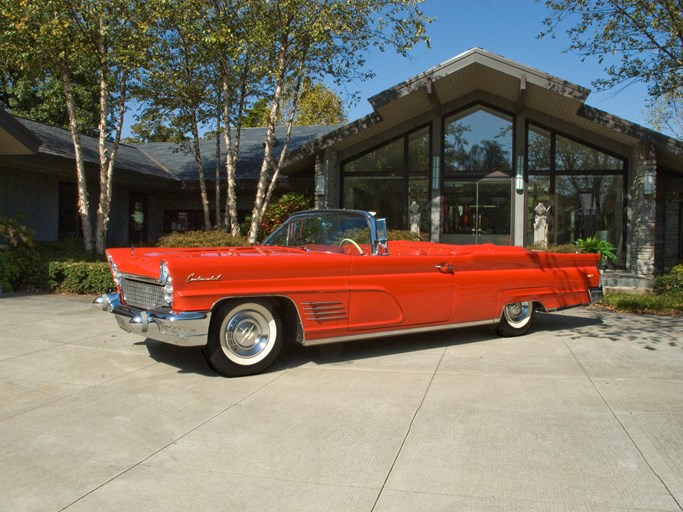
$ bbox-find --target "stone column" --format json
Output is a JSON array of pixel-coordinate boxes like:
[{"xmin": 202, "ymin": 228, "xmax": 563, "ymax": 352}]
[{"xmin": 628, "ymin": 141, "xmax": 657, "ymax": 275}]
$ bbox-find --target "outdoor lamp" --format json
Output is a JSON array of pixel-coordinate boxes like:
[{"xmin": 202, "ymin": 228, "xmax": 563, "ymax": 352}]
[
  {"xmin": 643, "ymin": 167, "xmax": 655, "ymax": 196},
  {"xmin": 315, "ymin": 172, "xmax": 327, "ymax": 196},
  {"xmin": 515, "ymin": 154, "xmax": 525, "ymax": 193}
]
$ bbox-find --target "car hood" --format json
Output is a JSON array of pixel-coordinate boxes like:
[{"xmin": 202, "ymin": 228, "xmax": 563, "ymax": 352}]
[{"xmin": 106, "ymin": 245, "xmax": 304, "ymax": 278}]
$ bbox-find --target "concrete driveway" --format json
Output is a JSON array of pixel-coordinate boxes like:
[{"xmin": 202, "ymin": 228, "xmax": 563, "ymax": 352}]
[{"xmin": 1, "ymin": 293, "xmax": 682, "ymax": 512}]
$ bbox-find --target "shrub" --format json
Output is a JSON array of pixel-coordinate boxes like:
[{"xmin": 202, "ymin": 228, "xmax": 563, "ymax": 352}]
[
  {"xmin": 157, "ymin": 230, "xmax": 250, "ymax": 248},
  {"xmin": 47, "ymin": 261, "xmax": 114, "ymax": 294},
  {"xmin": 0, "ymin": 215, "xmax": 43, "ymax": 292},
  {"xmin": 654, "ymin": 265, "xmax": 683, "ymax": 295},
  {"xmin": 259, "ymin": 193, "xmax": 311, "ymax": 237}
]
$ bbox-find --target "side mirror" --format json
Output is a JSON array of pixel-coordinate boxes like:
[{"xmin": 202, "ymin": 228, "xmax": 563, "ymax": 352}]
[{"xmin": 374, "ymin": 218, "xmax": 389, "ymax": 255}]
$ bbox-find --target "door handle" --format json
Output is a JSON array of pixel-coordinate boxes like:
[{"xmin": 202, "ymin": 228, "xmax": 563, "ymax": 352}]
[{"xmin": 435, "ymin": 262, "xmax": 454, "ymax": 274}]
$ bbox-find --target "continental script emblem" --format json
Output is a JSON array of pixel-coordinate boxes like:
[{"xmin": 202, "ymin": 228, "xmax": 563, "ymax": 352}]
[{"xmin": 187, "ymin": 273, "xmax": 222, "ymax": 283}]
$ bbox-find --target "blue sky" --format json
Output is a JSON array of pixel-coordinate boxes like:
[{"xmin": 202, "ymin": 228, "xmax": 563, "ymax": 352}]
[{"xmin": 343, "ymin": 0, "xmax": 651, "ymax": 127}]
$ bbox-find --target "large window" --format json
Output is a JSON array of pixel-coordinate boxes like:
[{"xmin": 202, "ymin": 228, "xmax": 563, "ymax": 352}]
[
  {"xmin": 342, "ymin": 126, "xmax": 430, "ymax": 232},
  {"xmin": 527, "ymin": 124, "xmax": 625, "ymax": 256},
  {"xmin": 444, "ymin": 105, "xmax": 513, "ymax": 175},
  {"xmin": 442, "ymin": 105, "xmax": 514, "ymax": 244}
]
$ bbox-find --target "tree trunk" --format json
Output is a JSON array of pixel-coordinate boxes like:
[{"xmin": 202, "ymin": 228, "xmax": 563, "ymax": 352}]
[
  {"xmin": 214, "ymin": 117, "xmax": 222, "ymax": 229},
  {"xmin": 222, "ymin": 70, "xmax": 240, "ymax": 236},
  {"xmin": 59, "ymin": 60, "xmax": 94, "ymax": 253},
  {"xmin": 248, "ymin": 50, "xmax": 287, "ymax": 244},
  {"xmin": 191, "ymin": 114, "xmax": 212, "ymax": 231}
]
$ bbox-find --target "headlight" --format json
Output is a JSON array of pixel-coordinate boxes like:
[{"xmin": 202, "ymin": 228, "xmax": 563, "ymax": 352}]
[
  {"xmin": 108, "ymin": 256, "xmax": 121, "ymax": 287},
  {"xmin": 160, "ymin": 261, "xmax": 173, "ymax": 306}
]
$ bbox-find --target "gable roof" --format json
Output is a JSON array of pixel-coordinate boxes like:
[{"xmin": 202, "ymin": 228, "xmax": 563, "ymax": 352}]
[
  {"xmin": 0, "ymin": 108, "xmax": 42, "ymax": 155},
  {"xmin": 287, "ymin": 47, "xmax": 683, "ymax": 172}
]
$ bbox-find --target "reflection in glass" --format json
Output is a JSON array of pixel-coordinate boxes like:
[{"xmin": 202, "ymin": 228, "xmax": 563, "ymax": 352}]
[
  {"xmin": 444, "ymin": 106, "xmax": 512, "ymax": 173},
  {"xmin": 443, "ymin": 180, "xmax": 511, "ymax": 244}
]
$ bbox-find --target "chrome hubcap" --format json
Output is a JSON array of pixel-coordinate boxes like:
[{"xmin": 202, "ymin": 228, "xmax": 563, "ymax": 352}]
[
  {"xmin": 504, "ymin": 302, "xmax": 532, "ymax": 328},
  {"xmin": 224, "ymin": 311, "xmax": 269, "ymax": 359}
]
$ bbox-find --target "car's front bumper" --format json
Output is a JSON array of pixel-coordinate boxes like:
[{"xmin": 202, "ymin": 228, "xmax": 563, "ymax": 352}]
[
  {"xmin": 589, "ymin": 285, "xmax": 604, "ymax": 304},
  {"xmin": 94, "ymin": 292, "xmax": 210, "ymax": 347}
]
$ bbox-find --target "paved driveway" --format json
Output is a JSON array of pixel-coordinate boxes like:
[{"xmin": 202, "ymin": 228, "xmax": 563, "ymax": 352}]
[{"xmin": 1, "ymin": 293, "xmax": 682, "ymax": 511}]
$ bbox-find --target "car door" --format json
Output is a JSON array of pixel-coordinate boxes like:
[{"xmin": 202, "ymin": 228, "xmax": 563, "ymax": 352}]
[{"xmin": 347, "ymin": 253, "xmax": 454, "ymax": 331}]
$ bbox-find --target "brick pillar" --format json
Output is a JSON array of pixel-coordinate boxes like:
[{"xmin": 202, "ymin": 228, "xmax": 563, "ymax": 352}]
[{"xmin": 628, "ymin": 142, "xmax": 656, "ymax": 275}]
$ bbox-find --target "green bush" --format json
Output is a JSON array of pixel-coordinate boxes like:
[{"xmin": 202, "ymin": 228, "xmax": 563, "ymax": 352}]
[
  {"xmin": 47, "ymin": 261, "xmax": 114, "ymax": 294},
  {"xmin": 0, "ymin": 244, "xmax": 46, "ymax": 292},
  {"xmin": 157, "ymin": 230, "xmax": 250, "ymax": 248},
  {"xmin": 602, "ymin": 292, "xmax": 683, "ymax": 315},
  {"xmin": 0, "ymin": 215, "xmax": 44, "ymax": 292},
  {"xmin": 654, "ymin": 264, "xmax": 683, "ymax": 295},
  {"xmin": 258, "ymin": 193, "xmax": 311, "ymax": 237}
]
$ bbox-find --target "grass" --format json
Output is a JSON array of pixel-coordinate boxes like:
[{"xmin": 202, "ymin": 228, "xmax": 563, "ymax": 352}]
[{"xmin": 598, "ymin": 291, "xmax": 683, "ymax": 316}]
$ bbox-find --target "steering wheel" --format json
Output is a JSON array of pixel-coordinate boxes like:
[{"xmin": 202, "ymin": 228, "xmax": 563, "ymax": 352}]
[{"xmin": 339, "ymin": 238, "xmax": 363, "ymax": 255}]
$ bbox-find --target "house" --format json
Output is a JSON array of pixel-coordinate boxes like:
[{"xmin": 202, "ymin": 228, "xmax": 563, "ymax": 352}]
[{"xmin": 1, "ymin": 48, "xmax": 682, "ymax": 290}]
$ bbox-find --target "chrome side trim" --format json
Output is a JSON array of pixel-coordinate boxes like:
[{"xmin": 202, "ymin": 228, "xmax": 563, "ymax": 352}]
[
  {"xmin": 301, "ymin": 301, "xmax": 348, "ymax": 321},
  {"xmin": 300, "ymin": 319, "xmax": 496, "ymax": 347}
]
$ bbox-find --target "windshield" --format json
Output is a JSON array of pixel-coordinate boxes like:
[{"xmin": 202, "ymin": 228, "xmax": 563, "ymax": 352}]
[{"xmin": 263, "ymin": 211, "xmax": 372, "ymax": 250}]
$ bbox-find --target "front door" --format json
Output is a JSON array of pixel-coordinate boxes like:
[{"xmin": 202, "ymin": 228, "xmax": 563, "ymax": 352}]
[
  {"xmin": 129, "ymin": 193, "xmax": 148, "ymax": 245},
  {"xmin": 443, "ymin": 180, "xmax": 512, "ymax": 245},
  {"xmin": 348, "ymin": 253, "xmax": 454, "ymax": 331}
]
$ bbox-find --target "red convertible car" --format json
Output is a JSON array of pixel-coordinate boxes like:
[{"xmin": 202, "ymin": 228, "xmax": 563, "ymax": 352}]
[{"xmin": 95, "ymin": 209, "xmax": 603, "ymax": 377}]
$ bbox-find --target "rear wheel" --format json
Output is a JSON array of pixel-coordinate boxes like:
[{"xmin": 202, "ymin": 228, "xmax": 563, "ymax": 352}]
[
  {"xmin": 204, "ymin": 300, "xmax": 283, "ymax": 377},
  {"xmin": 496, "ymin": 301, "xmax": 535, "ymax": 337}
]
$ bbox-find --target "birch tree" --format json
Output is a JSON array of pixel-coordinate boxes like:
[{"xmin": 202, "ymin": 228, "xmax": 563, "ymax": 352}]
[
  {"xmin": 245, "ymin": 0, "xmax": 431, "ymax": 243},
  {"xmin": 141, "ymin": 0, "xmax": 215, "ymax": 230},
  {"xmin": 0, "ymin": 0, "xmax": 154, "ymax": 253}
]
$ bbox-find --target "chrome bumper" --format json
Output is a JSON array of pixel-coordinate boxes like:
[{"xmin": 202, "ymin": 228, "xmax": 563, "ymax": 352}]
[
  {"xmin": 94, "ymin": 292, "xmax": 210, "ymax": 347},
  {"xmin": 588, "ymin": 285, "xmax": 604, "ymax": 304}
]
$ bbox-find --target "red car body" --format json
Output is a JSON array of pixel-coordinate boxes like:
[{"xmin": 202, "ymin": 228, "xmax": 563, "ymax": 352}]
[{"xmin": 96, "ymin": 210, "xmax": 602, "ymax": 377}]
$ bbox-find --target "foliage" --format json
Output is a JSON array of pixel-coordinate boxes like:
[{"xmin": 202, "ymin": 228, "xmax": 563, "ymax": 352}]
[
  {"xmin": 258, "ymin": 193, "xmax": 312, "ymax": 238},
  {"xmin": 156, "ymin": 230, "xmax": 250, "ymax": 248},
  {"xmin": 0, "ymin": 214, "xmax": 34, "ymax": 247},
  {"xmin": 0, "ymin": 0, "xmax": 159, "ymax": 254},
  {"xmin": 576, "ymin": 236, "xmax": 617, "ymax": 264},
  {"xmin": 242, "ymin": 99, "xmax": 271, "ymax": 128},
  {"xmin": 47, "ymin": 261, "xmax": 114, "ymax": 294},
  {"xmin": 645, "ymin": 92, "xmax": 683, "ymax": 140},
  {"xmin": 654, "ymin": 264, "xmax": 683, "ymax": 294},
  {"xmin": 528, "ymin": 242, "xmax": 578, "ymax": 253},
  {"xmin": 601, "ymin": 291, "xmax": 683, "ymax": 315},
  {"xmin": 123, "ymin": 111, "xmax": 186, "ymax": 143},
  {"xmin": 0, "ymin": 245, "xmax": 46, "ymax": 293},
  {"xmin": 540, "ymin": 0, "xmax": 683, "ymax": 99},
  {"xmin": 291, "ymin": 79, "xmax": 347, "ymax": 126},
  {"xmin": 0, "ymin": 67, "xmax": 100, "ymax": 136}
]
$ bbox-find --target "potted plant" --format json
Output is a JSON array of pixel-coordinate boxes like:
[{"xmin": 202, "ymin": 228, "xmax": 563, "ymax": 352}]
[{"xmin": 575, "ymin": 236, "xmax": 617, "ymax": 268}]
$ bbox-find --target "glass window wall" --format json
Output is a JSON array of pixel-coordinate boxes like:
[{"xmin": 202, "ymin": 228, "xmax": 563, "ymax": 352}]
[
  {"xmin": 527, "ymin": 124, "xmax": 625, "ymax": 257},
  {"xmin": 342, "ymin": 126, "xmax": 430, "ymax": 233}
]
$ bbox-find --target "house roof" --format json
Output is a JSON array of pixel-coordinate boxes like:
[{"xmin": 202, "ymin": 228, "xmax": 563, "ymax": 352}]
[
  {"xmin": 136, "ymin": 125, "xmax": 339, "ymax": 182},
  {"xmin": 0, "ymin": 108, "xmax": 42, "ymax": 155},
  {"xmin": 286, "ymin": 47, "xmax": 683, "ymax": 172},
  {"xmin": 0, "ymin": 110, "xmax": 338, "ymax": 184}
]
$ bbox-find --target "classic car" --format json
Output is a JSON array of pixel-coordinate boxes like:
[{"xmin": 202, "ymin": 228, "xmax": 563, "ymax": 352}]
[{"xmin": 95, "ymin": 209, "xmax": 603, "ymax": 377}]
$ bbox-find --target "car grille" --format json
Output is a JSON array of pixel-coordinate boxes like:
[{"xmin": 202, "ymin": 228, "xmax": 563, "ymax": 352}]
[{"xmin": 121, "ymin": 277, "xmax": 165, "ymax": 309}]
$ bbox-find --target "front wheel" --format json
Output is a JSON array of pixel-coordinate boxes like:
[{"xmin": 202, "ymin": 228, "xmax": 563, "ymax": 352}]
[
  {"xmin": 204, "ymin": 300, "xmax": 284, "ymax": 377},
  {"xmin": 496, "ymin": 301, "xmax": 535, "ymax": 337}
]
